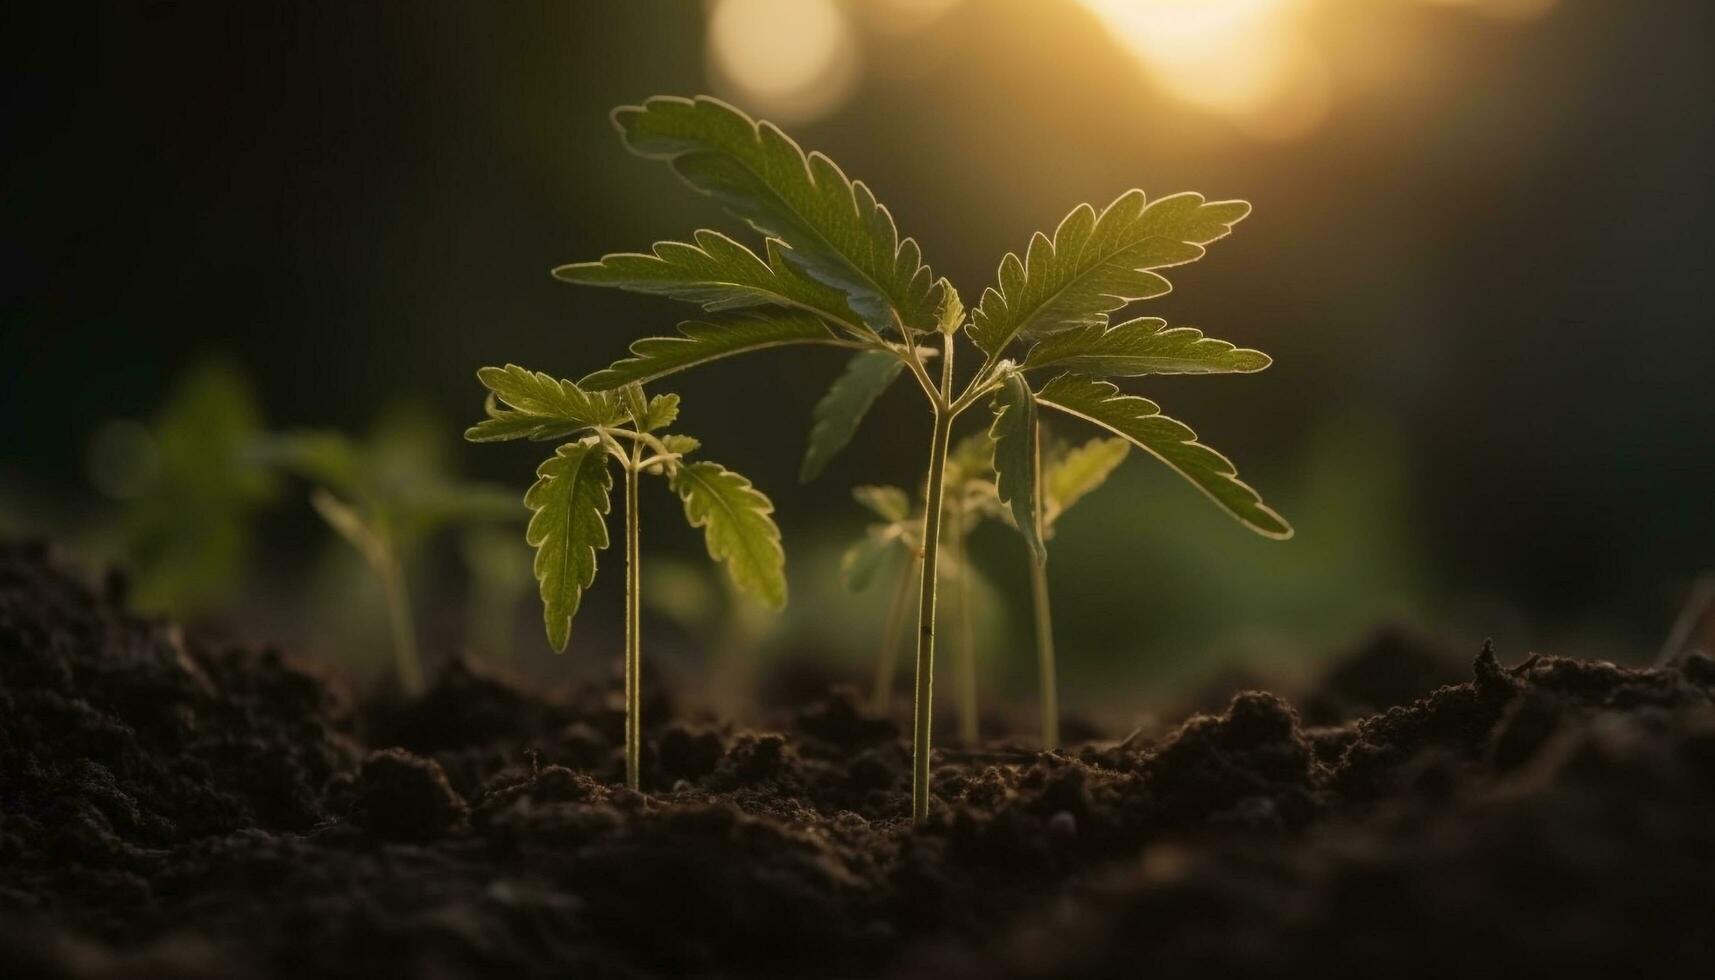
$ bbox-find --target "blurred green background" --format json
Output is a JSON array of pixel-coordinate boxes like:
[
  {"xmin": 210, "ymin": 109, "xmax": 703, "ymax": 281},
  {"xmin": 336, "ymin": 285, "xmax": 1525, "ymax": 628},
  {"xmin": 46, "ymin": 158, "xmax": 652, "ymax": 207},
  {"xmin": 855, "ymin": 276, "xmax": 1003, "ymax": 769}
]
[{"xmin": 3, "ymin": 1, "xmax": 1711, "ymax": 710}]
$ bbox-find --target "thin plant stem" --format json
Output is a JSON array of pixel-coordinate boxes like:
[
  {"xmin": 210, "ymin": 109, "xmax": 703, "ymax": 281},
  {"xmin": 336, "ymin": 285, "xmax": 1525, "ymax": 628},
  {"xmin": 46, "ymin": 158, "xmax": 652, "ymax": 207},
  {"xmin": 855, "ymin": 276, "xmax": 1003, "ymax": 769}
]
[
  {"xmin": 1028, "ymin": 556, "xmax": 1059, "ymax": 751},
  {"xmin": 950, "ymin": 503, "xmax": 978, "ymax": 746},
  {"xmin": 377, "ymin": 551, "xmax": 424, "ymax": 697},
  {"xmin": 872, "ymin": 558, "xmax": 918, "ymax": 714},
  {"xmin": 623, "ymin": 446, "xmax": 642, "ymax": 790},
  {"xmin": 910, "ymin": 333, "xmax": 957, "ymax": 825}
]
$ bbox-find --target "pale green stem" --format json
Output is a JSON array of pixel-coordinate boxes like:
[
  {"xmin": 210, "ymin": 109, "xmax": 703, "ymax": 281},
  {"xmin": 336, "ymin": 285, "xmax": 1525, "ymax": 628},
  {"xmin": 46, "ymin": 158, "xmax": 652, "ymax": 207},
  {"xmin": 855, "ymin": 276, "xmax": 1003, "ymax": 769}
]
[
  {"xmin": 910, "ymin": 333, "xmax": 957, "ymax": 825},
  {"xmin": 872, "ymin": 557, "xmax": 918, "ymax": 714},
  {"xmin": 376, "ymin": 551, "xmax": 423, "ymax": 697},
  {"xmin": 623, "ymin": 446, "xmax": 642, "ymax": 790},
  {"xmin": 950, "ymin": 507, "xmax": 978, "ymax": 746},
  {"xmin": 1029, "ymin": 556, "xmax": 1059, "ymax": 751}
]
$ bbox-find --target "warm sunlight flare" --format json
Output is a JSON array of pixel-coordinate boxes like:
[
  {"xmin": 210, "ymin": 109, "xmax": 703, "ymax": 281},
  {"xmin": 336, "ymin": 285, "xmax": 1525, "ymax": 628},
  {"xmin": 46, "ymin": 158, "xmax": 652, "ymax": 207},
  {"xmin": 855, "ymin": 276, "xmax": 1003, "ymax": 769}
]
[
  {"xmin": 706, "ymin": 0, "xmax": 859, "ymax": 123},
  {"xmin": 1074, "ymin": 0, "xmax": 1328, "ymax": 140}
]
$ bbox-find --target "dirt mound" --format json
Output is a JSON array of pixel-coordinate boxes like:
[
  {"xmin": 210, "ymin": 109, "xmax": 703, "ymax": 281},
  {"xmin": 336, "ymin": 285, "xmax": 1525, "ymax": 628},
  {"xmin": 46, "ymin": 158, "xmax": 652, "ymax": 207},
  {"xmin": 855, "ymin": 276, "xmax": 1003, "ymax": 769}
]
[{"xmin": 3, "ymin": 540, "xmax": 1713, "ymax": 977}]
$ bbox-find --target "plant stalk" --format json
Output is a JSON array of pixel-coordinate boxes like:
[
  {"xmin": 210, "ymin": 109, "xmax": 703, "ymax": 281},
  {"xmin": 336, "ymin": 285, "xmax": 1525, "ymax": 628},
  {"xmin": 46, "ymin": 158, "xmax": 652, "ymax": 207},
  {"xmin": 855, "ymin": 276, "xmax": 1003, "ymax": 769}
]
[
  {"xmin": 623, "ymin": 451, "xmax": 642, "ymax": 790},
  {"xmin": 872, "ymin": 558, "xmax": 918, "ymax": 714},
  {"xmin": 911, "ymin": 332, "xmax": 957, "ymax": 824},
  {"xmin": 1028, "ymin": 556, "xmax": 1059, "ymax": 751},
  {"xmin": 950, "ymin": 505, "xmax": 978, "ymax": 746},
  {"xmin": 377, "ymin": 551, "xmax": 424, "ymax": 697}
]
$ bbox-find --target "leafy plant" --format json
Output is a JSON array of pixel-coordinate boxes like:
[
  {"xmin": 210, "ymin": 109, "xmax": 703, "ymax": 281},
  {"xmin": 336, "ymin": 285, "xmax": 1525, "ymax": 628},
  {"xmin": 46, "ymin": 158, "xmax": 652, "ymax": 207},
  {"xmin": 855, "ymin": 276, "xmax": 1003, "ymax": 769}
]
[
  {"xmin": 842, "ymin": 434, "xmax": 995, "ymax": 744},
  {"xmin": 465, "ymin": 369, "xmax": 785, "ymax": 788},
  {"xmin": 996, "ymin": 433, "xmax": 1131, "ymax": 749},
  {"xmin": 95, "ymin": 359, "xmax": 278, "ymax": 615},
  {"xmin": 260, "ymin": 409, "xmax": 519, "ymax": 694},
  {"xmin": 549, "ymin": 95, "xmax": 1290, "ymax": 821}
]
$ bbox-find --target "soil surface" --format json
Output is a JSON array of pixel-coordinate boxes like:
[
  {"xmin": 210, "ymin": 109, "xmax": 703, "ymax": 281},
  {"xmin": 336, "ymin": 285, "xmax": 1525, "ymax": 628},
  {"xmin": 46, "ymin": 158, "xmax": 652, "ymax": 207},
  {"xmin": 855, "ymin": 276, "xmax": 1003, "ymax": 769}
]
[{"xmin": 4, "ymin": 540, "xmax": 1714, "ymax": 978}]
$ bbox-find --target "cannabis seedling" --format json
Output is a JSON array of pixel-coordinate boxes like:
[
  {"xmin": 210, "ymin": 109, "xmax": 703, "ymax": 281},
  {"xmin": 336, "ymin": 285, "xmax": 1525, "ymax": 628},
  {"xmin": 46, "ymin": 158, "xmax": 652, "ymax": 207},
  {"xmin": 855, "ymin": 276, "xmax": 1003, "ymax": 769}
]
[
  {"xmin": 551, "ymin": 95, "xmax": 1290, "ymax": 822},
  {"xmin": 993, "ymin": 433, "xmax": 1133, "ymax": 749},
  {"xmin": 95, "ymin": 359, "xmax": 278, "ymax": 615},
  {"xmin": 260, "ymin": 414, "xmax": 519, "ymax": 695},
  {"xmin": 842, "ymin": 434, "xmax": 995, "ymax": 744},
  {"xmin": 465, "ymin": 369, "xmax": 784, "ymax": 789}
]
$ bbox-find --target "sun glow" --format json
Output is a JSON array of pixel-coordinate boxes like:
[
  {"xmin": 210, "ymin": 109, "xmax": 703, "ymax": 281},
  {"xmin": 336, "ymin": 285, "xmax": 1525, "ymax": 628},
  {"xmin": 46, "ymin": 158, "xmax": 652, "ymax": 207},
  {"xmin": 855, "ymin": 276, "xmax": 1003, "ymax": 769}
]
[{"xmin": 703, "ymin": 0, "xmax": 1560, "ymax": 134}]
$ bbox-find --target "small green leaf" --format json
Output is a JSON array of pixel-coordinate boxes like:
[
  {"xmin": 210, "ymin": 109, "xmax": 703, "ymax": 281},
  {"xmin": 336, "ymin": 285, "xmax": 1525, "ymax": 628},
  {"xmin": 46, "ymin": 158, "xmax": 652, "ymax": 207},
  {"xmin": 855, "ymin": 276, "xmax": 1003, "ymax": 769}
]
[
  {"xmin": 525, "ymin": 441, "xmax": 614, "ymax": 652},
  {"xmin": 611, "ymin": 95, "xmax": 942, "ymax": 334},
  {"xmin": 641, "ymin": 393, "xmax": 681, "ymax": 432},
  {"xmin": 580, "ymin": 311, "xmax": 842, "ymax": 391},
  {"xmin": 841, "ymin": 527, "xmax": 904, "ymax": 593},
  {"xmin": 800, "ymin": 350, "xmax": 904, "ymax": 482},
  {"xmin": 670, "ymin": 460, "xmax": 787, "ymax": 607},
  {"xmin": 1023, "ymin": 317, "xmax": 1272, "ymax": 377},
  {"xmin": 476, "ymin": 365, "xmax": 621, "ymax": 427},
  {"xmin": 1035, "ymin": 374, "xmax": 1291, "ymax": 539},
  {"xmin": 934, "ymin": 279, "xmax": 965, "ymax": 336},
  {"xmin": 1044, "ymin": 437, "xmax": 1130, "ymax": 523},
  {"xmin": 853, "ymin": 484, "xmax": 911, "ymax": 522},
  {"xmin": 968, "ymin": 191, "xmax": 1250, "ymax": 356},
  {"xmin": 620, "ymin": 384, "xmax": 651, "ymax": 428},
  {"xmin": 659, "ymin": 433, "xmax": 702, "ymax": 457},
  {"xmin": 990, "ymin": 373, "xmax": 1045, "ymax": 563},
  {"xmin": 553, "ymin": 230, "xmax": 864, "ymax": 335}
]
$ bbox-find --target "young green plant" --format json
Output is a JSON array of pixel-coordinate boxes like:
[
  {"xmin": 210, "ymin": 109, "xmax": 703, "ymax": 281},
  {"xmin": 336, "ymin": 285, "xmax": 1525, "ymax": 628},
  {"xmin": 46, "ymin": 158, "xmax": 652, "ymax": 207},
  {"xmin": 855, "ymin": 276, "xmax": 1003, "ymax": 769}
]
[
  {"xmin": 996, "ymin": 433, "xmax": 1133, "ymax": 749},
  {"xmin": 841, "ymin": 434, "xmax": 995, "ymax": 744},
  {"xmin": 260, "ymin": 412, "xmax": 519, "ymax": 695},
  {"xmin": 550, "ymin": 95, "xmax": 1290, "ymax": 822},
  {"xmin": 464, "ymin": 370, "xmax": 785, "ymax": 789}
]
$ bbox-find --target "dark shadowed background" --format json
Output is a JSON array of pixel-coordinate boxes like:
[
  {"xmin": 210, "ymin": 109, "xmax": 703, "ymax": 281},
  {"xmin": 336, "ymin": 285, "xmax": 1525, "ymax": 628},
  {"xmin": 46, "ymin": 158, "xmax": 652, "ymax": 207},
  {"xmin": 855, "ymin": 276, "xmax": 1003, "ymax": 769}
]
[{"xmin": 4, "ymin": 0, "xmax": 1711, "ymax": 708}]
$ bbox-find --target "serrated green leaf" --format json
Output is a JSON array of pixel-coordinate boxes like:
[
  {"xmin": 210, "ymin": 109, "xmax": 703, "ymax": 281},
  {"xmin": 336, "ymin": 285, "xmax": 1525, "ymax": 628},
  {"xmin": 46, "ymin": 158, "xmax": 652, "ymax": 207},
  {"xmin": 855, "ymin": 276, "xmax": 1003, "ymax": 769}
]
[
  {"xmin": 934, "ymin": 279, "xmax": 965, "ymax": 336},
  {"xmin": 524, "ymin": 441, "xmax": 613, "ymax": 652},
  {"xmin": 641, "ymin": 393, "xmax": 681, "ymax": 432},
  {"xmin": 464, "ymin": 411, "xmax": 576, "ymax": 444},
  {"xmin": 580, "ymin": 311, "xmax": 842, "ymax": 391},
  {"xmin": 853, "ymin": 484, "xmax": 911, "ymax": 522},
  {"xmin": 659, "ymin": 433, "xmax": 701, "ymax": 457},
  {"xmin": 800, "ymin": 350, "xmax": 904, "ymax": 482},
  {"xmin": 841, "ymin": 526, "xmax": 904, "ymax": 593},
  {"xmin": 477, "ymin": 365, "xmax": 621, "ymax": 427},
  {"xmin": 1045, "ymin": 437, "xmax": 1130, "ymax": 524},
  {"xmin": 990, "ymin": 373, "xmax": 1045, "ymax": 563},
  {"xmin": 620, "ymin": 384, "xmax": 650, "ymax": 428},
  {"xmin": 612, "ymin": 95, "xmax": 941, "ymax": 334},
  {"xmin": 670, "ymin": 460, "xmax": 786, "ymax": 607},
  {"xmin": 553, "ymin": 230, "xmax": 865, "ymax": 335},
  {"xmin": 968, "ymin": 191, "xmax": 1251, "ymax": 356},
  {"xmin": 1035, "ymin": 374, "xmax": 1291, "ymax": 539},
  {"xmin": 1023, "ymin": 317, "xmax": 1272, "ymax": 377}
]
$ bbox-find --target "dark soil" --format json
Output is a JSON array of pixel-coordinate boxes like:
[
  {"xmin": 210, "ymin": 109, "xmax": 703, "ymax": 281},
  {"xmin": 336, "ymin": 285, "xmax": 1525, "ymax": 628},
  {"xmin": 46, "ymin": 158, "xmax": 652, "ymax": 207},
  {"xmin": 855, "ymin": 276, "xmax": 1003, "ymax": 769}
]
[{"xmin": 4, "ymin": 540, "xmax": 1714, "ymax": 978}]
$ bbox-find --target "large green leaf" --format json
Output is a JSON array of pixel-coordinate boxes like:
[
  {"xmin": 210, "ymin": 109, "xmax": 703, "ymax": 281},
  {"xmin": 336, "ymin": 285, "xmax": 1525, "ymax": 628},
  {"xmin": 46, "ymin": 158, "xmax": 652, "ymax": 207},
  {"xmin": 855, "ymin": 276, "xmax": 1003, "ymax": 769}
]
[
  {"xmin": 989, "ymin": 373, "xmax": 1045, "ymax": 562},
  {"xmin": 1034, "ymin": 375, "xmax": 1291, "ymax": 539},
  {"xmin": 1044, "ymin": 437, "xmax": 1130, "ymax": 523},
  {"xmin": 799, "ymin": 350, "xmax": 904, "ymax": 482},
  {"xmin": 968, "ymin": 191, "xmax": 1251, "ymax": 356},
  {"xmin": 671, "ymin": 460, "xmax": 787, "ymax": 607},
  {"xmin": 613, "ymin": 95, "xmax": 941, "ymax": 334},
  {"xmin": 524, "ymin": 441, "xmax": 614, "ymax": 651},
  {"xmin": 1023, "ymin": 317, "xmax": 1271, "ymax": 376},
  {"xmin": 553, "ymin": 230, "xmax": 865, "ymax": 336},
  {"xmin": 580, "ymin": 311, "xmax": 843, "ymax": 391}
]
